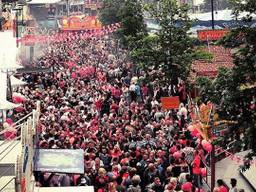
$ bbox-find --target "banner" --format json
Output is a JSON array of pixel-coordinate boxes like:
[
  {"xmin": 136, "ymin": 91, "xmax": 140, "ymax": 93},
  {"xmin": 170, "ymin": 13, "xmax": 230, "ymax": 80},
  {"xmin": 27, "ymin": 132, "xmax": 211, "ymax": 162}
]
[
  {"xmin": 198, "ymin": 29, "xmax": 230, "ymax": 41},
  {"xmin": 61, "ymin": 16, "xmax": 102, "ymax": 30},
  {"xmin": 161, "ymin": 96, "xmax": 180, "ymax": 109},
  {"xmin": 17, "ymin": 22, "xmax": 121, "ymax": 45}
]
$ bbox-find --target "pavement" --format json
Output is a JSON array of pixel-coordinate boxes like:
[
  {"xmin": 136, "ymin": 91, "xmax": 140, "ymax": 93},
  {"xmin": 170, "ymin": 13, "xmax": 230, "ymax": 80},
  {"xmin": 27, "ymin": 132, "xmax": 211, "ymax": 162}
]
[{"xmin": 216, "ymin": 150, "xmax": 254, "ymax": 191}]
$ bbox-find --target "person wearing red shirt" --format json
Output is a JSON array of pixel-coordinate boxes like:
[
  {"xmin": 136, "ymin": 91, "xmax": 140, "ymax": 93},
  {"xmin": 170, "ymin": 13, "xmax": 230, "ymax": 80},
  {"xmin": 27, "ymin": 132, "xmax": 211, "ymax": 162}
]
[
  {"xmin": 192, "ymin": 150, "xmax": 201, "ymax": 189},
  {"xmin": 217, "ymin": 179, "xmax": 228, "ymax": 192}
]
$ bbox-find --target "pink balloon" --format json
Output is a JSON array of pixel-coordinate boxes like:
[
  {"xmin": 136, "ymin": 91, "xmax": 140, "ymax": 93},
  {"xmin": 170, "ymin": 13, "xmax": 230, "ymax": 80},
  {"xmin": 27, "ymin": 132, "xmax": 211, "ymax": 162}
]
[
  {"xmin": 191, "ymin": 128, "xmax": 199, "ymax": 137},
  {"xmin": 188, "ymin": 125, "xmax": 194, "ymax": 131},
  {"xmin": 201, "ymin": 167, "xmax": 207, "ymax": 177},
  {"xmin": 202, "ymin": 140, "xmax": 212, "ymax": 152},
  {"xmin": 201, "ymin": 139, "xmax": 208, "ymax": 146},
  {"xmin": 204, "ymin": 144, "xmax": 212, "ymax": 152}
]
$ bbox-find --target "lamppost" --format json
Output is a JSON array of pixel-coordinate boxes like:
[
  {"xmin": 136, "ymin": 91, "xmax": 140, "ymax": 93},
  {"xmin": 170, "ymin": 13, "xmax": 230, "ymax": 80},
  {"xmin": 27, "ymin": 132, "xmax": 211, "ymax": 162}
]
[
  {"xmin": 211, "ymin": 0, "xmax": 215, "ymax": 29},
  {"xmin": 13, "ymin": 6, "xmax": 23, "ymax": 47}
]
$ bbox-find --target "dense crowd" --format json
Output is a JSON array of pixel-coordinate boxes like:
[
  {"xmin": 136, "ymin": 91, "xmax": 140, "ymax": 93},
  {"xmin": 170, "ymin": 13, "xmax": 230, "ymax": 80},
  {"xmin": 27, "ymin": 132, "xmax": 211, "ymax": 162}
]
[{"xmin": 11, "ymin": 33, "xmax": 241, "ymax": 192}]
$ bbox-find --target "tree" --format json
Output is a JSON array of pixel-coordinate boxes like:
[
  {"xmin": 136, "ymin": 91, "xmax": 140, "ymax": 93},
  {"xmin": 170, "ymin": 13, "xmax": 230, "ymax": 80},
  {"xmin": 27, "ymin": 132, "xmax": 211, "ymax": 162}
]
[
  {"xmin": 99, "ymin": 0, "xmax": 123, "ymax": 25},
  {"xmin": 99, "ymin": 0, "xmax": 147, "ymax": 47},
  {"xmin": 220, "ymin": 0, "xmax": 256, "ymax": 154},
  {"xmin": 118, "ymin": 0, "xmax": 147, "ymax": 46},
  {"xmin": 130, "ymin": 34, "xmax": 161, "ymax": 70},
  {"xmin": 141, "ymin": 0, "xmax": 194, "ymax": 81},
  {"xmin": 197, "ymin": 0, "xmax": 256, "ymax": 155}
]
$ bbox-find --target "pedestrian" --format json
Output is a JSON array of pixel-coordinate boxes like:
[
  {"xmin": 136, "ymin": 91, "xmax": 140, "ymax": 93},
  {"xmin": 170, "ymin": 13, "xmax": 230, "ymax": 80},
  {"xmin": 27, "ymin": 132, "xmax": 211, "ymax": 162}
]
[
  {"xmin": 229, "ymin": 178, "xmax": 238, "ymax": 192},
  {"xmin": 216, "ymin": 179, "xmax": 228, "ymax": 192}
]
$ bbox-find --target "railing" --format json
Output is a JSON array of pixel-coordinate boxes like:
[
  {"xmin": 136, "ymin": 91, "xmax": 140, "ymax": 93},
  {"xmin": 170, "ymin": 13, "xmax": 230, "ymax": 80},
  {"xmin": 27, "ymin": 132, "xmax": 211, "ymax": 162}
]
[
  {"xmin": 0, "ymin": 100, "xmax": 40, "ymax": 192},
  {"xmin": 15, "ymin": 101, "xmax": 40, "ymax": 192},
  {"xmin": 12, "ymin": 112, "xmax": 33, "ymax": 128},
  {"xmin": 0, "ymin": 176, "xmax": 16, "ymax": 192}
]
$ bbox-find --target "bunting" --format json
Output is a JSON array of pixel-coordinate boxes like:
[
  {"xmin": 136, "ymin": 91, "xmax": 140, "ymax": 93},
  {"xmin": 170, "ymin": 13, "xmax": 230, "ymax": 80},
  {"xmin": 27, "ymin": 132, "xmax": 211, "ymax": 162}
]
[
  {"xmin": 18, "ymin": 22, "xmax": 121, "ymax": 45},
  {"xmin": 215, "ymin": 146, "xmax": 256, "ymax": 166}
]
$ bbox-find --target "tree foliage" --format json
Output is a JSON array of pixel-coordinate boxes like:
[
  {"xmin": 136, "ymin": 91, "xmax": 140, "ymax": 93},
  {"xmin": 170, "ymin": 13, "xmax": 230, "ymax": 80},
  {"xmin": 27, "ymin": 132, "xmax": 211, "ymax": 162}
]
[
  {"xmin": 99, "ymin": 0, "xmax": 123, "ymax": 25},
  {"xmin": 118, "ymin": 0, "xmax": 147, "ymax": 46},
  {"xmin": 99, "ymin": 0, "xmax": 147, "ymax": 47},
  {"xmin": 197, "ymin": 0, "xmax": 256, "ymax": 154},
  {"xmin": 131, "ymin": 0, "xmax": 194, "ymax": 81}
]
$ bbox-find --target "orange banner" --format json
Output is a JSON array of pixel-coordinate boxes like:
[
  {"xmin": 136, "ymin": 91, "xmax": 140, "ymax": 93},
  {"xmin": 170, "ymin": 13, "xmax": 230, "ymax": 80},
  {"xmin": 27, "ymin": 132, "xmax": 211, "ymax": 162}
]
[
  {"xmin": 61, "ymin": 16, "xmax": 102, "ymax": 30},
  {"xmin": 161, "ymin": 96, "xmax": 180, "ymax": 109}
]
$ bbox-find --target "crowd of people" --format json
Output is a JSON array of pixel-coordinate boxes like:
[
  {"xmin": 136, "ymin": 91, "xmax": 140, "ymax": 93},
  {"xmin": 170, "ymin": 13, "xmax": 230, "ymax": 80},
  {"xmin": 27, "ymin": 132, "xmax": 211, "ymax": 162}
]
[{"xmin": 11, "ymin": 32, "xmax": 242, "ymax": 192}]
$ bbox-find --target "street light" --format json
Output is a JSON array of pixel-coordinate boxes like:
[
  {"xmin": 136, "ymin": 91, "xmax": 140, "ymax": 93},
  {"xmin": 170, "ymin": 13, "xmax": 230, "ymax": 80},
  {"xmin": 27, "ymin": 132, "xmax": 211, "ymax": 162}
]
[
  {"xmin": 13, "ymin": 5, "xmax": 23, "ymax": 47},
  {"xmin": 211, "ymin": 0, "xmax": 215, "ymax": 29}
]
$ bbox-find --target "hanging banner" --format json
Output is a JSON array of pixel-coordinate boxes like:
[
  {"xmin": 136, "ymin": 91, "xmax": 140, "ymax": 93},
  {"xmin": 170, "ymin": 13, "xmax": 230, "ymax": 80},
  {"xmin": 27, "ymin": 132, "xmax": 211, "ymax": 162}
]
[
  {"xmin": 161, "ymin": 96, "xmax": 180, "ymax": 109},
  {"xmin": 198, "ymin": 29, "xmax": 230, "ymax": 41},
  {"xmin": 18, "ymin": 22, "xmax": 121, "ymax": 44},
  {"xmin": 61, "ymin": 16, "xmax": 102, "ymax": 31}
]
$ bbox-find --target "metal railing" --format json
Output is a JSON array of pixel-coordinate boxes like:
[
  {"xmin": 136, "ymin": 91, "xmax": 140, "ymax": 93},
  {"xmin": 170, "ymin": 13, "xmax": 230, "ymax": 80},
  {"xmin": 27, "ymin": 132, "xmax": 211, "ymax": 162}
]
[{"xmin": 0, "ymin": 176, "xmax": 16, "ymax": 192}]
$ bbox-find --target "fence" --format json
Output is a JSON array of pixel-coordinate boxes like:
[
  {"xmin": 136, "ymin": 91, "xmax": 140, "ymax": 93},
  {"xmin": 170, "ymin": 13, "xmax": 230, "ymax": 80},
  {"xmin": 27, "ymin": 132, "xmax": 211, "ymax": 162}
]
[{"xmin": 15, "ymin": 101, "xmax": 40, "ymax": 192}]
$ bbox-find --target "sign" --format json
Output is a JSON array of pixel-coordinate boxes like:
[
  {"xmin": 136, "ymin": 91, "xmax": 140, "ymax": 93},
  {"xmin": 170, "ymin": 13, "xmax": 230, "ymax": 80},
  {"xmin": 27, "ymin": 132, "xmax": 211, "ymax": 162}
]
[
  {"xmin": 84, "ymin": 0, "xmax": 103, "ymax": 9},
  {"xmin": 161, "ymin": 96, "xmax": 180, "ymax": 109},
  {"xmin": 198, "ymin": 29, "xmax": 230, "ymax": 41},
  {"xmin": 61, "ymin": 15, "xmax": 102, "ymax": 30},
  {"xmin": 34, "ymin": 149, "xmax": 84, "ymax": 174}
]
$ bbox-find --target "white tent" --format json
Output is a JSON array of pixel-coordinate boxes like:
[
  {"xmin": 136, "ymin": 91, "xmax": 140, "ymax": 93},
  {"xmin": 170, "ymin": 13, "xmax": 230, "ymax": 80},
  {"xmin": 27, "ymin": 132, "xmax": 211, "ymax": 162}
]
[
  {"xmin": 10, "ymin": 76, "xmax": 27, "ymax": 87},
  {"xmin": 0, "ymin": 100, "xmax": 21, "ymax": 110},
  {"xmin": 190, "ymin": 9, "xmax": 256, "ymax": 21}
]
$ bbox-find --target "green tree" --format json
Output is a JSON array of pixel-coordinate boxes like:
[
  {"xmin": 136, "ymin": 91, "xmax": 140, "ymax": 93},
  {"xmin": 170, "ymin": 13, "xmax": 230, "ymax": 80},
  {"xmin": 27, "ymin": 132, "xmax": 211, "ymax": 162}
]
[
  {"xmin": 99, "ymin": 0, "xmax": 123, "ymax": 25},
  {"xmin": 221, "ymin": 1, "xmax": 256, "ymax": 153},
  {"xmin": 140, "ymin": 0, "xmax": 194, "ymax": 80},
  {"xmin": 198, "ymin": 0, "xmax": 256, "ymax": 154},
  {"xmin": 99, "ymin": 0, "xmax": 147, "ymax": 47},
  {"xmin": 129, "ymin": 34, "xmax": 161, "ymax": 70},
  {"xmin": 118, "ymin": 0, "xmax": 147, "ymax": 45}
]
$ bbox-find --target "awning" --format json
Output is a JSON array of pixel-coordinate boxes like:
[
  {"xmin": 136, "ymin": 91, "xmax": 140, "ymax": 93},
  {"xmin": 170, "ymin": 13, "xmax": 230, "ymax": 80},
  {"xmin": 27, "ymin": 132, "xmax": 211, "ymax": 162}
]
[
  {"xmin": 0, "ymin": 100, "xmax": 21, "ymax": 110},
  {"xmin": 10, "ymin": 76, "xmax": 27, "ymax": 87}
]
